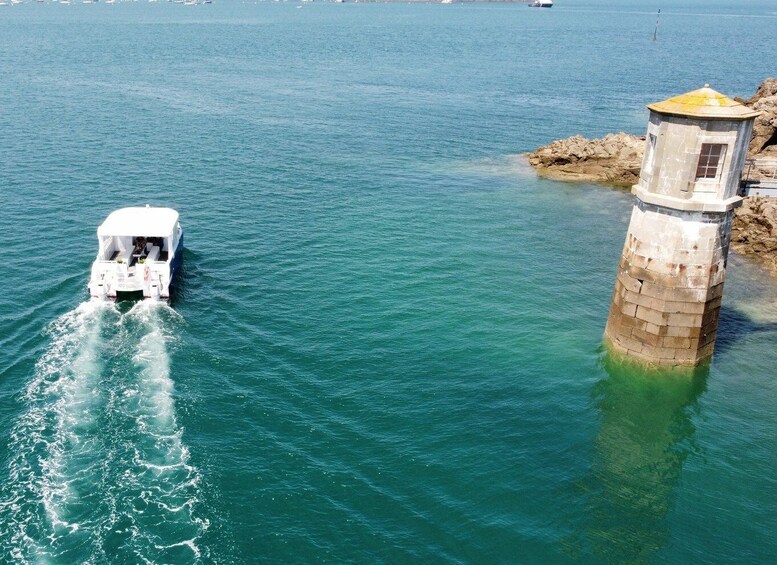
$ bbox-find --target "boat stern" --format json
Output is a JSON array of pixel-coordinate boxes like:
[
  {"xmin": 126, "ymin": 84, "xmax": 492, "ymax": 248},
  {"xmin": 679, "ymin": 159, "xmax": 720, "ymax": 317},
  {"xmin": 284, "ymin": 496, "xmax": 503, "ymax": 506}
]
[{"xmin": 88, "ymin": 260, "xmax": 172, "ymax": 301}]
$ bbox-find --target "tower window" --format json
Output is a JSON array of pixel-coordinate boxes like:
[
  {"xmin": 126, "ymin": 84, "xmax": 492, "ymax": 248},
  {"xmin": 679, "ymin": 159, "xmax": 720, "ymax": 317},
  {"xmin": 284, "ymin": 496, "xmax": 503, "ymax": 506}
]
[{"xmin": 695, "ymin": 143, "xmax": 726, "ymax": 180}]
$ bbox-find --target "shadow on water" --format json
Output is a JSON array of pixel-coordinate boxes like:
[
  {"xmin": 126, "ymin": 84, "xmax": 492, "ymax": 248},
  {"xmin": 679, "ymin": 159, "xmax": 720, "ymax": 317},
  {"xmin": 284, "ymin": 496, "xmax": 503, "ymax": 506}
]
[
  {"xmin": 714, "ymin": 304, "xmax": 777, "ymax": 356},
  {"xmin": 170, "ymin": 248, "xmax": 201, "ymax": 305},
  {"xmin": 566, "ymin": 354, "xmax": 708, "ymax": 564}
]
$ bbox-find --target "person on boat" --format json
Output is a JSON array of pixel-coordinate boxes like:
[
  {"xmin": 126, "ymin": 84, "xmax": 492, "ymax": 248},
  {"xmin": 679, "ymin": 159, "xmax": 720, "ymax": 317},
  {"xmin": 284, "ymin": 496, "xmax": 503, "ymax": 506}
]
[
  {"xmin": 131, "ymin": 237, "xmax": 148, "ymax": 266},
  {"xmin": 133, "ymin": 236, "xmax": 147, "ymax": 255}
]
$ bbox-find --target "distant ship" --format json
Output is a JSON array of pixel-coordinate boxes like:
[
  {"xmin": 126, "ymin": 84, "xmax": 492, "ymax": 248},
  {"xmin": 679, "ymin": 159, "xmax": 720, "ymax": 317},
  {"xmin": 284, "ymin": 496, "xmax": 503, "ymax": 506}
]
[{"xmin": 529, "ymin": 0, "xmax": 553, "ymax": 7}]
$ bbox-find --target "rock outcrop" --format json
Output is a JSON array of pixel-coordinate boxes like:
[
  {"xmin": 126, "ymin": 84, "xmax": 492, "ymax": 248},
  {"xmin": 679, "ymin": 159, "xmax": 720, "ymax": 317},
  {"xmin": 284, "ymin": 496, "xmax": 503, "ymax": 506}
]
[
  {"xmin": 738, "ymin": 77, "xmax": 777, "ymax": 156},
  {"xmin": 732, "ymin": 78, "xmax": 777, "ymax": 273},
  {"xmin": 528, "ymin": 78, "xmax": 777, "ymax": 275},
  {"xmin": 731, "ymin": 197, "xmax": 777, "ymax": 275},
  {"xmin": 527, "ymin": 132, "xmax": 645, "ymax": 188}
]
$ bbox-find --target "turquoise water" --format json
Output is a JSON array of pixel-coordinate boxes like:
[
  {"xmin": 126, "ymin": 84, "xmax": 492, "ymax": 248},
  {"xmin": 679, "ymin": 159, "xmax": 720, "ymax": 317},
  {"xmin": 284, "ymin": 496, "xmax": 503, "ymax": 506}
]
[{"xmin": 1, "ymin": 0, "xmax": 777, "ymax": 562}]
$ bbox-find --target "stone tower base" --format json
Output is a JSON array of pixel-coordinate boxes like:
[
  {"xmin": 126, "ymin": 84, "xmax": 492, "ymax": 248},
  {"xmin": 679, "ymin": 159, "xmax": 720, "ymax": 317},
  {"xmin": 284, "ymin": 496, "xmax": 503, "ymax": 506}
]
[{"xmin": 604, "ymin": 201, "xmax": 733, "ymax": 367}]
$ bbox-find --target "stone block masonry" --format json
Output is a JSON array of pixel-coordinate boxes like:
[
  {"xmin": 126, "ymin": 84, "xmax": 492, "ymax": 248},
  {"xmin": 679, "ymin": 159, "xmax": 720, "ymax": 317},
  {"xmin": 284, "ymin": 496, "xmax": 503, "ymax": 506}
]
[{"xmin": 604, "ymin": 202, "xmax": 732, "ymax": 366}]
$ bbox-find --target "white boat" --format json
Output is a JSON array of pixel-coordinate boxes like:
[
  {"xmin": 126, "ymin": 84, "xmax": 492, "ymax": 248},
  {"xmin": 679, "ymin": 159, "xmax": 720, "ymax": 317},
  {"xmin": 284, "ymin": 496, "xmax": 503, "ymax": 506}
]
[
  {"xmin": 529, "ymin": 0, "xmax": 553, "ymax": 7},
  {"xmin": 88, "ymin": 206, "xmax": 184, "ymax": 301}
]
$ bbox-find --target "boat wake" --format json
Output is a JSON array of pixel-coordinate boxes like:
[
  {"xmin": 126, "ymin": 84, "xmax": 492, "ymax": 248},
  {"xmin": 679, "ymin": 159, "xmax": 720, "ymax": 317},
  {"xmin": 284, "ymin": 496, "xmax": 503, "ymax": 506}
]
[
  {"xmin": 100, "ymin": 301, "xmax": 208, "ymax": 563},
  {"xmin": 0, "ymin": 301, "xmax": 207, "ymax": 563}
]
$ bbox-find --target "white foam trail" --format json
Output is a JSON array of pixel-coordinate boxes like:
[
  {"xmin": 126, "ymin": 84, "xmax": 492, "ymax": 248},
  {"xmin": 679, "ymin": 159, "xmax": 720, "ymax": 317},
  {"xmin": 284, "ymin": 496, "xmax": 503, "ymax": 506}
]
[
  {"xmin": 110, "ymin": 301, "xmax": 208, "ymax": 562},
  {"xmin": 0, "ymin": 300, "xmax": 208, "ymax": 563},
  {"xmin": 0, "ymin": 300, "xmax": 117, "ymax": 563}
]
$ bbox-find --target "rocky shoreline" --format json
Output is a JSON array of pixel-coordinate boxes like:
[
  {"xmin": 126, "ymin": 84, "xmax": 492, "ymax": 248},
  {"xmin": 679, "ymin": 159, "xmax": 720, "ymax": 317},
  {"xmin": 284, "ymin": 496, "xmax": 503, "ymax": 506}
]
[
  {"xmin": 527, "ymin": 78, "xmax": 777, "ymax": 275},
  {"xmin": 527, "ymin": 132, "xmax": 645, "ymax": 188},
  {"xmin": 731, "ymin": 198, "xmax": 777, "ymax": 274}
]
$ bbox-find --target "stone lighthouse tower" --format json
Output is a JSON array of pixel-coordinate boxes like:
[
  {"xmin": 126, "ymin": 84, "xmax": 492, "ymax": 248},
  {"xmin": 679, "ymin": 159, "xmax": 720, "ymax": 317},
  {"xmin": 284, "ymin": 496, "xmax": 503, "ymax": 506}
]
[{"xmin": 604, "ymin": 85, "xmax": 758, "ymax": 367}]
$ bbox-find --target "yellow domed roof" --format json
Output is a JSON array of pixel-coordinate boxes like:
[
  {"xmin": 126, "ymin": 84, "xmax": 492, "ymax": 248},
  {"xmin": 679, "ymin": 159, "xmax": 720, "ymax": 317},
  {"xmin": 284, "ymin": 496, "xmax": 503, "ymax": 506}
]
[{"xmin": 647, "ymin": 85, "xmax": 759, "ymax": 120}]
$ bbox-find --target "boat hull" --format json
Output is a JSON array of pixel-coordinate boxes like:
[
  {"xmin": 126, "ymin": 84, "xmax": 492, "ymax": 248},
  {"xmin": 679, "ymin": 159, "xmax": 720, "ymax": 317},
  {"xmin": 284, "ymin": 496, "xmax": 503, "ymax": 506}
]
[
  {"xmin": 88, "ymin": 208, "xmax": 184, "ymax": 302},
  {"xmin": 166, "ymin": 233, "xmax": 184, "ymax": 300}
]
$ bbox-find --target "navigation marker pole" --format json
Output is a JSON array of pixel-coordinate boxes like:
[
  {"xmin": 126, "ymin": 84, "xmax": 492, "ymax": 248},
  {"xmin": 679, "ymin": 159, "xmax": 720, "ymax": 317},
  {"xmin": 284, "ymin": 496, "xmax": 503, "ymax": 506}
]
[{"xmin": 653, "ymin": 9, "xmax": 660, "ymax": 41}]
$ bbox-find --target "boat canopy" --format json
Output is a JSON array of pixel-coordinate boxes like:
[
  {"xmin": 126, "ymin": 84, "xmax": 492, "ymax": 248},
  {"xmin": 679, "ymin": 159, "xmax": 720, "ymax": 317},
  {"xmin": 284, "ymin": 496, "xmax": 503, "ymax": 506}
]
[{"xmin": 97, "ymin": 207, "xmax": 180, "ymax": 238}]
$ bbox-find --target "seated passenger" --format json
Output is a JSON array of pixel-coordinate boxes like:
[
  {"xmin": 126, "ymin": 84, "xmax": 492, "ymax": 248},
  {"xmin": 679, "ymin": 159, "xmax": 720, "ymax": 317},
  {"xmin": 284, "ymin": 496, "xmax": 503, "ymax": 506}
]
[{"xmin": 133, "ymin": 237, "xmax": 147, "ymax": 256}]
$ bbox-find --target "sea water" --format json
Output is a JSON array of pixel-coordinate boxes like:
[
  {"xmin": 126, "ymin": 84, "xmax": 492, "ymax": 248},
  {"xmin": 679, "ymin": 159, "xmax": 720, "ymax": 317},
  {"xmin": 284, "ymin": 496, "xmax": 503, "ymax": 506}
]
[{"xmin": 1, "ymin": 0, "xmax": 776, "ymax": 562}]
